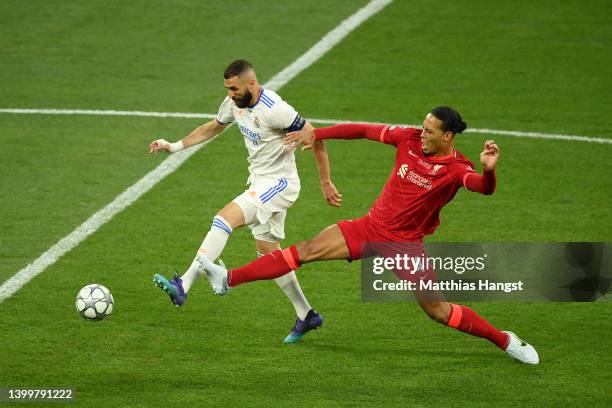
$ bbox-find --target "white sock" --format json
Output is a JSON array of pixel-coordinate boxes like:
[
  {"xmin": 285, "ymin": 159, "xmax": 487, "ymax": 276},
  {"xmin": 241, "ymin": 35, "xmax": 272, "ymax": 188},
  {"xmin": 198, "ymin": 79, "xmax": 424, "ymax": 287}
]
[
  {"xmin": 181, "ymin": 215, "xmax": 232, "ymax": 293},
  {"xmin": 264, "ymin": 250, "xmax": 311, "ymax": 320}
]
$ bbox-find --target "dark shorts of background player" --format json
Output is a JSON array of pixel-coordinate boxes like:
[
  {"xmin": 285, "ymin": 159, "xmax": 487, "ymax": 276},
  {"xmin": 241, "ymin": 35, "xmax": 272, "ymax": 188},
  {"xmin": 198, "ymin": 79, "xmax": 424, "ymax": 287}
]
[{"xmin": 336, "ymin": 215, "xmax": 437, "ymax": 285}]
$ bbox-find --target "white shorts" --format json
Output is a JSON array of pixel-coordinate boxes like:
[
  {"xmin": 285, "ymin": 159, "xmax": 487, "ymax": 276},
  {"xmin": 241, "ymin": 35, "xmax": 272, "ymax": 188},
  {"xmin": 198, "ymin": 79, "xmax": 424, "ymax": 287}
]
[{"xmin": 232, "ymin": 176, "xmax": 300, "ymax": 242}]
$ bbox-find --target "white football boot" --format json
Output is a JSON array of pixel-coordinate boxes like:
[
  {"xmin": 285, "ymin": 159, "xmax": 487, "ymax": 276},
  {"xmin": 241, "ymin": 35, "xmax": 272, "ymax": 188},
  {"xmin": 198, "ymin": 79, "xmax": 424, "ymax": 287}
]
[
  {"xmin": 502, "ymin": 331, "xmax": 539, "ymax": 364},
  {"xmin": 197, "ymin": 255, "xmax": 230, "ymax": 296}
]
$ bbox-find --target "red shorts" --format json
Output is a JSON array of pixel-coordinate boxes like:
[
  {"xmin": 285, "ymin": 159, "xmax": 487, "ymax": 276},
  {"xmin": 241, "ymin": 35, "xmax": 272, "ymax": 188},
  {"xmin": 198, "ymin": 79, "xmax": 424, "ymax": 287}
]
[
  {"xmin": 337, "ymin": 214, "xmax": 423, "ymax": 260},
  {"xmin": 337, "ymin": 215, "xmax": 436, "ymax": 284},
  {"xmin": 337, "ymin": 215, "xmax": 379, "ymax": 260}
]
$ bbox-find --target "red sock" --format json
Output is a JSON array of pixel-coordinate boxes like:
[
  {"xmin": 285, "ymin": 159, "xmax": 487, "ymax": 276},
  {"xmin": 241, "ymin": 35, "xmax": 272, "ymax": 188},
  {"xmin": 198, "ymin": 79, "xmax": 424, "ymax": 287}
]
[
  {"xmin": 447, "ymin": 304, "xmax": 509, "ymax": 350},
  {"xmin": 228, "ymin": 246, "xmax": 301, "ymax": 287}
]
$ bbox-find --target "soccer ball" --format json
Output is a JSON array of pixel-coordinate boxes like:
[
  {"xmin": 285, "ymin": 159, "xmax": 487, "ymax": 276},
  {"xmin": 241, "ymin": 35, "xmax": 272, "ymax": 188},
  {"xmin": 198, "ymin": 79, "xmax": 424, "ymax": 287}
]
[{"xmin": 76, "ymin": 284, "xmax": 114, "ymax": 321}]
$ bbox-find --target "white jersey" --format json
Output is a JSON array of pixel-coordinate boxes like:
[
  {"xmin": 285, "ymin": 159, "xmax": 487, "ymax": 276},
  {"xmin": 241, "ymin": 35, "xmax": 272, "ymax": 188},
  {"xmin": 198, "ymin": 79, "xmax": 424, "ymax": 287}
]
[{"xmin": 216, "ymin": 88, "xmax": 306, "ymax": 181}]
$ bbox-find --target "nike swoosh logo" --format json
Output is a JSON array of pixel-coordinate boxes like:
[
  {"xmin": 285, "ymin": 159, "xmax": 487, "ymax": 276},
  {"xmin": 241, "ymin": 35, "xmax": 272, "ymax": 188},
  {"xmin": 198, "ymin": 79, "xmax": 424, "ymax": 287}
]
[{"xmin": 408, "ymin": 150, "xmax": 418, "ymax": 157}]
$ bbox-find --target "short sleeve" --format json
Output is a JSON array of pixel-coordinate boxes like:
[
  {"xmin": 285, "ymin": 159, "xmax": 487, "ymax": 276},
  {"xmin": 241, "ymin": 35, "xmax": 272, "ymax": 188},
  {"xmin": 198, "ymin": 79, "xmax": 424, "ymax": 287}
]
[
  {"xmin": 379, "ymin": 126, "xmax": 421, "ymax": 146},
  {"xmin": 216, "ymin": 96, "xmax": 235, "ymax": 125},
  {"xmin": 268, "ymin": 100, "xmax": 305, "ymax": 132}
]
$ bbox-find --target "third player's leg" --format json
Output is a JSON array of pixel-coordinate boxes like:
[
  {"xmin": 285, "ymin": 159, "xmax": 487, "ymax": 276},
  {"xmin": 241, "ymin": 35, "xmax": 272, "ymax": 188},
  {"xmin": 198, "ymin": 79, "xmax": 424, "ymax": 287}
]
[
  {"xmin": 294, "ymin": 224, "xmax": 351, "ymax": 263},
  {"xmin": 216, "ymin": 201, "xmax": 247, "ymax": 229}
]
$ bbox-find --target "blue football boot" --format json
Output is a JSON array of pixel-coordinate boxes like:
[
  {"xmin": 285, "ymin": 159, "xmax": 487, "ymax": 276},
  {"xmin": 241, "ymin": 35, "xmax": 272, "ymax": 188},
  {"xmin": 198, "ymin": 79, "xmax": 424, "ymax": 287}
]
[
  {"xmin": 283, "ymin": 309, "xmax": 324, "ymax": 344},
  {"xmin": 153, "ymin": 272, "xmax": 187, "ymax": 306}
]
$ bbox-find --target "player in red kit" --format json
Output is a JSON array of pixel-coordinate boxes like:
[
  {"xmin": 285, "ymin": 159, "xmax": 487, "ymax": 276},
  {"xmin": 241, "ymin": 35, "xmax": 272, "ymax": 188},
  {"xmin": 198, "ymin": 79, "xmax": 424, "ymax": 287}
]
[{"xmin": 199, "ymin": 106, "xmax": 539, "ymax": 364}]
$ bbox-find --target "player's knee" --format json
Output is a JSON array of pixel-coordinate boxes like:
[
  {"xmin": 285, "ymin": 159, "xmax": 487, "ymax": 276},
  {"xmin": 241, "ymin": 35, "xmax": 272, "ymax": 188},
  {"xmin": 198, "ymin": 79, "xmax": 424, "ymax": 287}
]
[
  {"xmin": 216, "ymin": 203, "xmax": 246, "ymax": 229},
  {"xmin": 295, "ymin": 240, "xmax": 320, "ymax": 263}
]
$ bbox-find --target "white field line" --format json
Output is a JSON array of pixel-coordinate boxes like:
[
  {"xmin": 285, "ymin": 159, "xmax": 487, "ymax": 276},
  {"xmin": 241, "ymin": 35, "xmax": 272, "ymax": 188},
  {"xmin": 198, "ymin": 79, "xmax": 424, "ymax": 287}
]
[
  {"xmin": 0, "ymin": 108, "xmax": 217, "ymax": 119},
  {"xmin": 0, "ymin": 0, "xmax": 394, "ymax": 303},
  {"xmin": 1, "ymin": 108, "xmax": 610, "ymax": 145}
]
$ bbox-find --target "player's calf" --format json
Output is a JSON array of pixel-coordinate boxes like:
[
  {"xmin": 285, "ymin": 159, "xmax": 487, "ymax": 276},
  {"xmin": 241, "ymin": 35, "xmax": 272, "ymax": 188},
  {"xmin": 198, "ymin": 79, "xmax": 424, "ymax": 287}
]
[
  {"xmin": 444, "ymin": 303, "xmax": 509, "ymax": 349},
  {"xmin": 441, "ymin": 303, "xmax": 539, "ymax": 363},
  {"xmin": 419, "ymin": 301, "xmax": 451, "ymax": 324}
]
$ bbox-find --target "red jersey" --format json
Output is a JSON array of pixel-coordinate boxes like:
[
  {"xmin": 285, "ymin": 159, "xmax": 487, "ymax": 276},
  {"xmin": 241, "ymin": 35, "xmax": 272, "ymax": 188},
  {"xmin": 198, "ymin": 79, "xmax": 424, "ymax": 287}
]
[
  {"xmin": 315, "ymin": 124, "xmax": 492, "ymax": 242},
  {"xmin": 369, "ymin": 125, "xmax": 476, "ymax": 241}
]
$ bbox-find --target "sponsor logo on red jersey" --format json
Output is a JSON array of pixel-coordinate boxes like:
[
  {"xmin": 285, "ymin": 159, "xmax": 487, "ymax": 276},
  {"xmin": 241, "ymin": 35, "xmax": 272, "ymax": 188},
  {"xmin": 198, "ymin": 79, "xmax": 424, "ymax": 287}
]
[
  {"xmin": 407, "ymin": 170, "xmax": 432, "ymax": 189},
  {"xmin": 398, "ymin": 163, "xmax": 433, "ymax": 189}
]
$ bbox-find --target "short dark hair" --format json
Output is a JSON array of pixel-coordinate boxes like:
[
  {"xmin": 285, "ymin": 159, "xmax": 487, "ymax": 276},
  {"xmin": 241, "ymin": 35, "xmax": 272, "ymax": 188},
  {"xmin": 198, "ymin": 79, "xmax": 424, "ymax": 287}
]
[
  {"xmin": 430, "ymin": 106, "xmax": 467, "ymax": 134},
  {"xmin": 224, "ymin": 59, "xmax": 253, "ymax": 79}
]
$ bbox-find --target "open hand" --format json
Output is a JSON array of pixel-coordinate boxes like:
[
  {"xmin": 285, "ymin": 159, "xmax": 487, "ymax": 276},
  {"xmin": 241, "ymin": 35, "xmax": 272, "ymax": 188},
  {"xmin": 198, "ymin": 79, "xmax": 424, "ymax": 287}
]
[
  {"xmin": 321, "ymin": 181, "xmax": 342, "ymax": 207},
  {"xmin": 283, "ymin": 128, "xmax": 316, "ymax": 151}
]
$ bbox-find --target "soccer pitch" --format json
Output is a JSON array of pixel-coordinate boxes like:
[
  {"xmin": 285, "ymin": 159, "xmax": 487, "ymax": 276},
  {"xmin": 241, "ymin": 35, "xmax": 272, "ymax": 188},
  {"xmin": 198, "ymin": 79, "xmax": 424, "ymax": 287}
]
[{"xmin": 1, "ymin": 0, "xmax": 611, "ymax": 406}]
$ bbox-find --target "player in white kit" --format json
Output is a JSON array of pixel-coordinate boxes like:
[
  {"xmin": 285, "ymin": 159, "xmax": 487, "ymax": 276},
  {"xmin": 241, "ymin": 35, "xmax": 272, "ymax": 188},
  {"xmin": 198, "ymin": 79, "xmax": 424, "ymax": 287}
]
[{"xmin": 149, "ymin": 60, "xmax": 341, "ymax": 343}]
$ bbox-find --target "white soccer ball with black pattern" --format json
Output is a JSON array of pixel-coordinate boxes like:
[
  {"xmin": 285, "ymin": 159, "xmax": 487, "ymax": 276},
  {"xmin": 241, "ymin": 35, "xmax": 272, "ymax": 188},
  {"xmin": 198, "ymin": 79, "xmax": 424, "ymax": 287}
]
[{"xmin": 76, "ymin": 284, "xmax": 114, "ymax": 320}]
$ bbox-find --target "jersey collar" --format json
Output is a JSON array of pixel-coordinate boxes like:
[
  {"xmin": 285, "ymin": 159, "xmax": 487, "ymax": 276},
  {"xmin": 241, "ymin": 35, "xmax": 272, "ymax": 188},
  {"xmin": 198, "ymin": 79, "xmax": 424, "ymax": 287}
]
[{"xmin": 423, "ymin": 149, "xmax": 457, "ymax": 162}]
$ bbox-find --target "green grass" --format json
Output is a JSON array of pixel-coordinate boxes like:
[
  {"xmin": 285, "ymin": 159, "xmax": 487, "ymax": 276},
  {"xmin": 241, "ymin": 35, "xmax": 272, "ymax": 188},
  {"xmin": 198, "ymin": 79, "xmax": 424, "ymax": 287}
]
[{"xmin": 1, "ymin": 0, "xmax": 611, "ymax": 407}]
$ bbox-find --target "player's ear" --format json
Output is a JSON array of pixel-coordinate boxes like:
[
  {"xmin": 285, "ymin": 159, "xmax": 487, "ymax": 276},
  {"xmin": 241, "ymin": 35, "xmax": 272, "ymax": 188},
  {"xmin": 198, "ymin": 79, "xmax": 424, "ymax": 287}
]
[
  {"xmin": 246, "ymin": 70, "xmax": 258, "ymax": 87},
  {"xmin": 443, "ymin": 131, "xmax": 454, "ymax": 142},
  {"xmin": 246, "ymin": 77, "xmax": 258, "ymax": 91}
]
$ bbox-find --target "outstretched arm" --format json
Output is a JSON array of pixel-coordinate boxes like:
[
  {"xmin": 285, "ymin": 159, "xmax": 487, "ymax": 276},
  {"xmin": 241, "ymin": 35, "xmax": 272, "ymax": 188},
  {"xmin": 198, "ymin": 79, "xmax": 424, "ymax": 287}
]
[
  {"xmin": 464, "ymin": 140, "xmax": 499, "ymax": 195},
  {"xmin": 283, "ymin": 123, "xmax": 387, "ymax": 150},
  {"xmin": 149, "ymin": 119, "xmax": 228, "ymax": 154}
]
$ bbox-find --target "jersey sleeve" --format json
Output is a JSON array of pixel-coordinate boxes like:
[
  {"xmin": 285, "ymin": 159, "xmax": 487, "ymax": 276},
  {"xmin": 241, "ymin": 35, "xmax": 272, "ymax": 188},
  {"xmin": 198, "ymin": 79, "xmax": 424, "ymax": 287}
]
[
  {"xmin": 314, "ymin": 124, "xmax": 420, "ymax": 145},
  {"xmin": 268, "ymin": 100, "xmax": 306, "ymax": 132},
  {"xmin": 216, "ymin": 96, "xmax": 235, "ymax": 125},
  {"xmin": 315, "ymin": 124, "xmax": 387, "ymax": 140},
  {"xmin": 379, "ymin": 126, "xmax": 421, "ymax": 146},
  {"xmin": 454, "ymin": 162, "xmax": 477, "ymax": 187},
  {"xmin": 453, "ymin": 161, "xmax": 496, "ymax": 195}
]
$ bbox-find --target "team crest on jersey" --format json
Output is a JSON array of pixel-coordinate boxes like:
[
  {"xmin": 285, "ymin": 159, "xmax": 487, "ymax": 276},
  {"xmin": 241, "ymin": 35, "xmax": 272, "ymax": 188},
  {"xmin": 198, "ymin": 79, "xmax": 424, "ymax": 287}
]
[
  {"xmin": 253, "ymin": 116, "xmax": 260, "ymax": 128},
  {"xmin": 430, "ymin": 164, "xmax": 443, "ymax": 175}
]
